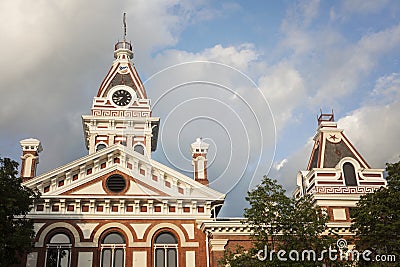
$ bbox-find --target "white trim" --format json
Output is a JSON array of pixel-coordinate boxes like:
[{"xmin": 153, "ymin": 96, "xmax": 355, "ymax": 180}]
[
  {"xmin": 35, "ymin": 222, "xmax": 81, "ymax": 247},
  {"xmin": 144, "ymin": 223, "xmax": 199, "ymax": 248},
  {"xmin": 93, "ymin": 222, "xmax": 135, "ymax": 247}
]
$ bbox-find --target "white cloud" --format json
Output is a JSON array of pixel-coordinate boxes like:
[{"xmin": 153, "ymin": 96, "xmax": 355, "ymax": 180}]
[
  {"xmin": 370, "ymin": 73, "xmax": 400, "ymax": 104},
  {"xmin": 270, "ymin": 138, "xmax": 313, "ymax": 193},
  {"xmin": 338, "ymin": 72, "xmax": 400, "ymax": 166},
  {"xmin": 341, "ymin": 0, "xmax": 389, "ymax": 14},
  {"xmin": 310, "ymin": 24, "xmax": 400, "ymax": 104},
  {"xmin": 258, "ymin": 62, "xmax": 306, "ymax": 132},
  {"xmin": 153, "ymin": 43, "xmax": 260, "ymax": 73},
  {"xmin": 280, "ymin": 0, "xmax": 320, "ymax": 55},
  {"xmin": 274, "ymin": 158, "xmax": 288, "ymax": 171}
]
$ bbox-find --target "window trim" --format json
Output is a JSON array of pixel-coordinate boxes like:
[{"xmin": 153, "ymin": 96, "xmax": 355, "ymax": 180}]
[
  {"xmin": 45, "ymin": 233, "xmax": 72, "ymax": 267},
  {"xmin": 153, "ymin": 231, "xmax": 179, "ymax": 267},
  {"xmin": 343, "ymin": 161, "xmax": 358, "ymax": 186},
  {"xmin": 100, "ymin": 231, "xmax": 126, "ymax": 267},
  {"xmin": 133, "ymin": 143, "xmax": 146, "ymax": 155}
]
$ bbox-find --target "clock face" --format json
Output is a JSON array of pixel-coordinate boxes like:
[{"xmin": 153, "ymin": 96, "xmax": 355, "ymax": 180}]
[{"xmin": 112, "ymin": 89, "xmax": 132, "ymax": 106}]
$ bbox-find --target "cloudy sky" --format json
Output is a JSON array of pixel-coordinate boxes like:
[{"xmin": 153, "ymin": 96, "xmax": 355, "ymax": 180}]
[{"xmin": 1, "ymin": 0, "xmax": 399, "ymax": 216}]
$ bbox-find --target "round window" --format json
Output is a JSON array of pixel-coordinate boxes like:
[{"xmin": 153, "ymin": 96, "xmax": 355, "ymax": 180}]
[{"xmin": 106, "ymin": 175, "xmax": 126, "ymax": 193}]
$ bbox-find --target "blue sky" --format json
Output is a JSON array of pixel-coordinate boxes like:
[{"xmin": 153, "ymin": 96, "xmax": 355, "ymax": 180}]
[{"xmin": 0, "ymin": 0, "xmax": 399, "ymax": 216}]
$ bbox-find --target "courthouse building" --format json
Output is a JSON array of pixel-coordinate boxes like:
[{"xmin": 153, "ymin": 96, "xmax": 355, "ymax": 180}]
[{"xmin": 17, "ymin": 33, "xmax": 386, "ymax": 267}]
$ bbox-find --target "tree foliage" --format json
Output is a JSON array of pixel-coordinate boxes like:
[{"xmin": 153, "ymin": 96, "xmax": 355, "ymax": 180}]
[
  {"xmin": 0, "ymin": 157, "xmax": 40, "ymax": 266},
  {"xmin": 220, "ymin": 176, "xmax": 336, "ymax": 267},
  {"xmin": 351, "ymin": 160, "xmax": 400, "ymax": 266}
]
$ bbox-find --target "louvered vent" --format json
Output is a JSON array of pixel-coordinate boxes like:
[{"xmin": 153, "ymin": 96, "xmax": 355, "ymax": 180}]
[{"xmin": 106, "ymin": 175, "xmax": 126, "ymax": 193}]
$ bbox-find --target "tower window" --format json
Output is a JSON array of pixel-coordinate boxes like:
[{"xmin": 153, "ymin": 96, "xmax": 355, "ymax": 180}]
[
  {"xmin": 134, "ymin": 144, "xmax": 145, "ymax": 155},
  {"xmin": 343, "ymin": 162, "xmax": 357, "ymax": 186},
  {"xmin": 96, "ymin": 143, "xmax": 107, "ymax": 152}
]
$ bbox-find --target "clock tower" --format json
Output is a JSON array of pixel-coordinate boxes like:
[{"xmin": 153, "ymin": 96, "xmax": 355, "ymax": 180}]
[{"xmin": 82, "ymin": 38, "xmax": 159, "ymax": 157}]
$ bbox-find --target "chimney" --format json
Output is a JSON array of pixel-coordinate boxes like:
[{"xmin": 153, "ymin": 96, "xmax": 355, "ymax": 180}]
[
  {"xmin": 20, "ymin": 138, "xmax": 42, "ymax": 182},
  {"xmin": 190, "ymin": 138, "xmax": 209, "ymax": 186}
]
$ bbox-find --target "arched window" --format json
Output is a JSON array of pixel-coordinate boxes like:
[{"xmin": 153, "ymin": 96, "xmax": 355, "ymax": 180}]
[
  {"xmin": 154, "ymin": 232, "xmax": 178, "ymax": 267},
  {"xmin": 134, "ymin": 144, "xmax": 145, "ymax": 155},
  {"xmin": 45, "ymin": 233, "xmax": 71, "ymax": 267},
  {"xmin": 101, "ymin": 232, "xmax": 125, "ymax": 267},
  {"xmin": 343, "ymin": 162, "xmax": 357, "ymax": 186},
  {"xmin": 96, "ymin": 143, "xmax": 107, "ymax": 152}
]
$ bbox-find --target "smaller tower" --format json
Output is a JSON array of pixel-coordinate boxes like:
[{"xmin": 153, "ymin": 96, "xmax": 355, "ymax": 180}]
[
  {"xmin": 191, "ymin": 138, "xmax": 209, "ymax": 186},
  {"xmin": 20, "ymin": 138, "xmax": 42, "ymax": 181},
  {"xmin": 294, "ymin": 111, "xmax": 386, "ymax": 227}
]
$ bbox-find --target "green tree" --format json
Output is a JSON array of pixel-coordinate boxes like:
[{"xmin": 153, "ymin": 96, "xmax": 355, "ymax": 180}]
[
  {"xmin": 219, "ymin": 176, "xmax": 336, "ymax": 267},
  {"xmin": 351, "ymin": 160, "xmax": 400, "ymax": 266},
  {"xmin": 0, "ymin": 157, "xmax": 39, "ymax": 266}
]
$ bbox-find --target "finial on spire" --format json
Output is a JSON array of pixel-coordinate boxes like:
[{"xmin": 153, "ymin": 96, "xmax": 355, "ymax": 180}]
[
  {"xmin": 123, "ymin": 12, "xmax": 127, "ymax": 41},
  {"xmin": 114, "ymin": 13, "xmax": 133, "ymax": 59}
]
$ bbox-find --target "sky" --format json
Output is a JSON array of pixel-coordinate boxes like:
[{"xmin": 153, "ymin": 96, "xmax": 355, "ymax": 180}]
[{"xmin": 1, "ymin": 0, "xmax": 399, "ymax": 217}]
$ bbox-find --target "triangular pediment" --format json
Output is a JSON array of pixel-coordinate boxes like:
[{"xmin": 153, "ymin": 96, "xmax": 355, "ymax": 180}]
[
  {"xmin": 61, "ymin": 169, "xmax": 168, "ymax": 197},
  {"xmin": 23, "ymin": 144, "xmax": 225, "ymax": 202}
]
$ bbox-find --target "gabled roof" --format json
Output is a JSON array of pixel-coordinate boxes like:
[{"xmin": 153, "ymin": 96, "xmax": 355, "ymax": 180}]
[
  {"xmin": 96, "ymin": 41, "xmax": 147, "ymax": 99},
  {"xmin": 307, "ymin": 121, "xmax": 370, "ymax": 170},
  {"xmin": 23, "ymin": 144, "xmax": 225, "ymax": 202}
]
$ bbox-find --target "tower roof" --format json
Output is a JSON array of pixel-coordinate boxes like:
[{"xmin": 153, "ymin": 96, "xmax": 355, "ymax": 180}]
[
  {"xmin": 96, "ymin": 14, "xmax": 147, "ymax": 100},
  {"xmin": 307, "ymin": 111, "xmax": 370, "ymax": 170}
]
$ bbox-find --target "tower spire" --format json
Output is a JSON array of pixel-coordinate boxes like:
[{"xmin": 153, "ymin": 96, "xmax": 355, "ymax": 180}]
[
  {"xmin": 123, "ymin": 12, "xmax": 127, "ymax": 42},
  {"xmin": 113, "ymin": 13, "xmax": 133, "ymax": 60}
]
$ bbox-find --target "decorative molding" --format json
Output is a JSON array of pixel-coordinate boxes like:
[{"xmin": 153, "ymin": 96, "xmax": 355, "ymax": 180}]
[
  {"xmin": 92, "ymin": 109, "xmax": 151, "ymax": 117},
  {"xmin": 314, "ymin": 186, "xmax": 377, "ymax": 194},
  {"xmin": 209, "ymin": 239, "xmax": 228, "ymax": 251}
]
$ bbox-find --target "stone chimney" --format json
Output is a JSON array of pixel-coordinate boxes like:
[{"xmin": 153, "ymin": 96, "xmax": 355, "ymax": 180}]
[
  {"xmin": 20, "ymin": 138, "xmax": 42, "ymax": 182},
  {"xmin": 190, "ymin": 138, "xmax": 209, "ymax": 186}
]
